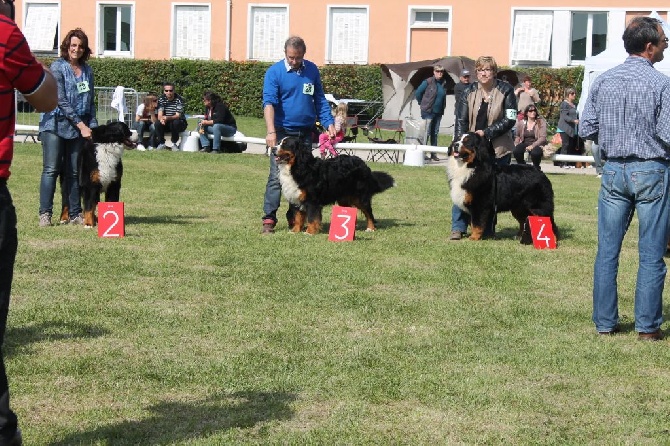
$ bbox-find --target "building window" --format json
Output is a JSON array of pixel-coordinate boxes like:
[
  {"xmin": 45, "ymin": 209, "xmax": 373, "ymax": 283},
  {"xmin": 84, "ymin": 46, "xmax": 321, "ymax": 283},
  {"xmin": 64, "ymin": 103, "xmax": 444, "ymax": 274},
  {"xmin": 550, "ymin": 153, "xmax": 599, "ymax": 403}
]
[
  {"xmin": 99, "ymin": 4, "xmax": 132, "ymax": 56},
  {"xmin": 511, "ymin": 11, "xmax": 553, "ymax": 63},
  {"xmin": 571, "ymin": 12, "xmax": 608, "ymax": 62},
  {"xmin": 249, "ymin": 6, "xmax": 288, "ymax": 61},
  {"xmin": 412, "ymin": 10, "xmax": 449, "ymax": 26},
  {"xmin": 22, "ymin": 2, "xmax": 59, "ymax": 54},
  {"xmin": 326, "ymin": 7, "xmax": 368, "ymax": 64},
  {"xmin": 173, "ymin": 5, "xmax": 210, "ymax": 59}
]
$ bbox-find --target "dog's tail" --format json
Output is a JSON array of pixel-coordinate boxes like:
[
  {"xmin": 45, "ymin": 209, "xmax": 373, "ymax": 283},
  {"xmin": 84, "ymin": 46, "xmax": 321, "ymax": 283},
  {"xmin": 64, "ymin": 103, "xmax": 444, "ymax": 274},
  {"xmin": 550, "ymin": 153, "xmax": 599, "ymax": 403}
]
[{"xmin": 371, "ymin": 171, "xmax": 396, "ymax": 193}]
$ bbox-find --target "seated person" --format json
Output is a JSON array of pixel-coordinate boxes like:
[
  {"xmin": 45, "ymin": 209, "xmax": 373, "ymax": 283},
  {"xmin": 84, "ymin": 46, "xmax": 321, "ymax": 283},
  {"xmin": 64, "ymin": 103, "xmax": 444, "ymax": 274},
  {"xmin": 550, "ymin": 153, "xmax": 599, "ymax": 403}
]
[
  {"xmin": 155, "ymin": 82, "xmax": 187, "ymax": 150},
  {"xmin": 512, "ymin": 104, "xmax": 547, "ymax": 170},
  {"xmin": 134, "ymin": 93, "xmax": 157, "ymax": 150},
  {"xmin": 198, "ymin": 91, "xmax": 237, "ymax": 154}
]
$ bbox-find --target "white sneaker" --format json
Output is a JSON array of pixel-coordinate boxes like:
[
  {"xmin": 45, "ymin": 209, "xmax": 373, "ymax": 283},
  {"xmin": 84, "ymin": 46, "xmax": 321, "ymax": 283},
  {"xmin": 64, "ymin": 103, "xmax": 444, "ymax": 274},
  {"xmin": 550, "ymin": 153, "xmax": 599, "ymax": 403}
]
[
  {"xmin": 147, "ymin": 146, "xmax": 155, "ymax": 151},
  {"xmin": 136, "ymin": 143, "xmax": 146, "ymax": 151},
  {"xmin": 156, "ymin": 144, "xmax": 166, "ymax": 150}
]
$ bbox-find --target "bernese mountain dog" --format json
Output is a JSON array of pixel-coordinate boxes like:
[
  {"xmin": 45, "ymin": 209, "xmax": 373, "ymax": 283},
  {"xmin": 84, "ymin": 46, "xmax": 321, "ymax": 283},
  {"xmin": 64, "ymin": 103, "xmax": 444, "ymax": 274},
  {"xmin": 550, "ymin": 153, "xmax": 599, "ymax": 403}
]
[
  {"xmin": 76, "ymin": 121, "xmax": 135, "ymax": 228},
  {"xmin": 275, "ymin": 136, "xmax": 395, "ymax": 235},
  {"xmin": 446, "ymin": 132, "xmax": 558, "ymax": 241}
]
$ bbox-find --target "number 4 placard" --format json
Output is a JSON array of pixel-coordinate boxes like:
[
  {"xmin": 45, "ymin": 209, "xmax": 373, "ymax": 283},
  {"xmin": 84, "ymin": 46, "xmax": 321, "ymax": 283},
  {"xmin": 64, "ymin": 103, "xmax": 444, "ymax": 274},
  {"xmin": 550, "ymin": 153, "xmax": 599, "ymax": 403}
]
[
  {"xmin": 527, "ymin": 216, "xmax": 556, "ymax": 249},
  {"xmin": 328, "ymin": 206, "xmax": 357, "ymax": 242},
  {"xmin": 97, "ymin": 202, "xmax": 125, "ymax": 238}
]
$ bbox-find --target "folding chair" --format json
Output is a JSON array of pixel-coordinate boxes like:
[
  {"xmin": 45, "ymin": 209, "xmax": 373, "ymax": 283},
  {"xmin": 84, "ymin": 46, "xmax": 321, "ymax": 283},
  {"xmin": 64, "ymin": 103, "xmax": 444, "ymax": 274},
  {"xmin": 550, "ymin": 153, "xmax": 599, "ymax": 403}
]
[
  {"xmin": 367, "ymin": 118, "xmax": 404, "ymax": 163},
  {"xmin": 337, "ymin": 116, "xmax": 359, "ymax": 155}
]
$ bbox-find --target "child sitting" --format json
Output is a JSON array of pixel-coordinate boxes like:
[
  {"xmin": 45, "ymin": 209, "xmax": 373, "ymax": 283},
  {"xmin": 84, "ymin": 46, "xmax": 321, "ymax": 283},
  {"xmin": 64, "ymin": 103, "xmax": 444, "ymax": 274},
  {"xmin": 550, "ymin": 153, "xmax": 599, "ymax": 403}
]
[{"xmin": 318, "ymin": 102, "xmax": 348, "ymax": 159}]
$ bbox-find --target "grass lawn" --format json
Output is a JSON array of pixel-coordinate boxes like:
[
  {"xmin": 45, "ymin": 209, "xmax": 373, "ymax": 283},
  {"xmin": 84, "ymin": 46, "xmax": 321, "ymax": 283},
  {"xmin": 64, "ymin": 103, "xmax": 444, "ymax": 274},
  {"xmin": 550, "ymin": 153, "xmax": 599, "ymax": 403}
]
[{"xmin": 6, "ymin": 132, "xmax": 670, "ymax": 444}]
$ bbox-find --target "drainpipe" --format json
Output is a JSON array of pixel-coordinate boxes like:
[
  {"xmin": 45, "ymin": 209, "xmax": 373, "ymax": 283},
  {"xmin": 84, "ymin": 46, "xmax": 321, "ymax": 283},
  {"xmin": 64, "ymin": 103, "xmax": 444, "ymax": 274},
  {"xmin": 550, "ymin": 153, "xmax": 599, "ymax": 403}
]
[{"xmin": 226, "ymin": 0, "xmax": 232, "ymax": 61}]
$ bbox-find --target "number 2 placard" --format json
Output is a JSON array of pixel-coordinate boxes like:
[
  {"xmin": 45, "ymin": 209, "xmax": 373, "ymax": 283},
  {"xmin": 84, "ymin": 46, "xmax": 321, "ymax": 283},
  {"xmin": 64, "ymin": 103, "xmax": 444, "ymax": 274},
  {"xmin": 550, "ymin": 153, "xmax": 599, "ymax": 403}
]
[
  {"xmin": 328, "ymin": 206, "xmax": 357, "ymax": 242},
  {"xmin": 97, "ymin": 202, "xmax": 125, "ymax": 238},
  {"xmin": 527, "ymin": 216, "xmax": 556, "ymax": 249}
]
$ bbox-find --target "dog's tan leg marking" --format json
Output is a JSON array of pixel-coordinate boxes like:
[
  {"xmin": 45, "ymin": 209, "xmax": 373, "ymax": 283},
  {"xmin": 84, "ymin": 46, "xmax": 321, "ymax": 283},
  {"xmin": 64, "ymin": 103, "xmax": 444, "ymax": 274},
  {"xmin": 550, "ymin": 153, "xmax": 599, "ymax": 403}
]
[
  {"xmin": 83, "ymin": 210, "xmax": 96, "ymax": 227},
  {"xmin": 298, "ymin": 190, "xmax": 307, "ymax": 202},
  {"xmin": 469, "ymin": 225, "xmax": 485, "ymax": 240},
  {"xmin": 305, "ymin": 217, "xmax": 322, "ymax": 235},
  {"xmin": 463, "ymin": 192, "xmax": 473, "ymax": 207},
  {"xmin": 59, "ymin": 206, "xmax": 69, "ymax": 223},
  {"xmin": 91, "ymin": 170, "xmax": 100, "ymax": 184},
  {"xmin": 292, "ymin": 210, "xmax": 306, "ymax": 233}
]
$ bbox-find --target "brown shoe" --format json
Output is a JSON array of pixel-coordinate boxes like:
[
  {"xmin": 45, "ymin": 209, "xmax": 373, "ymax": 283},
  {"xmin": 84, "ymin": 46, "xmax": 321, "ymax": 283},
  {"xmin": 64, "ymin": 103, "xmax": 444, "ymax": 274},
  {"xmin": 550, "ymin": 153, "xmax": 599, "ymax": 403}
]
[
  {"xmin": 261, "ymin": 219, "xmax": 275, "ymax": 234},
  {"xmin": 449, "ymin": 230, "xmax": 462, "ymax": 240},
  {"xmin": 638, "ymin": 329, "xmax": 663, "ymax": 341}
]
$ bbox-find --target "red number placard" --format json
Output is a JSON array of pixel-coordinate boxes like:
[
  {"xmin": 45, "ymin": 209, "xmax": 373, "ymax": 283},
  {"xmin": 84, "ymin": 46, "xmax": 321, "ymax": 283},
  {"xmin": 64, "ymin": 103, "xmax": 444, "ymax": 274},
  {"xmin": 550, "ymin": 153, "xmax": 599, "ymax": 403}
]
[
  {"xmin": 527, "ymin": 216, "xmax": 556, "ymax": 249},
  {"xmin": 328, "ymin": 206, "xmax": 357, "ymax": 242},
  {"xmin": 97, "ymin": 202, "xmax": 125, "ymax": 238}
]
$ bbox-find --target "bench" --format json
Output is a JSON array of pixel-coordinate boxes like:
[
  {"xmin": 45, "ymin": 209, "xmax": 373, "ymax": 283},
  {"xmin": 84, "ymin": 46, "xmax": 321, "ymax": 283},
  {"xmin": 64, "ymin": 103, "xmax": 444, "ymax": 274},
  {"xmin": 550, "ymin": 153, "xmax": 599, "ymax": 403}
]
[{"xmin": 179, "ymin": 130, "xmax": 247, "ymax": 152}]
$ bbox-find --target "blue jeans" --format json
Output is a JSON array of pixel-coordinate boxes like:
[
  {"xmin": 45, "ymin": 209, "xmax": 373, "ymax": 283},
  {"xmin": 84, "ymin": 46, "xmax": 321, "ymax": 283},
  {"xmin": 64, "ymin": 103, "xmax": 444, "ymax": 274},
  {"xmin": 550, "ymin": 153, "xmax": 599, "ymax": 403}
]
[
  {"xmin": 593, "ymin": 158, "xmax": 670, "ymax": 333},
  {"xmin": 420, "ymin": 111, "xmax": 442, "ymax": 147},
  {"xmin": 199, "ymin": 124, "xmax": 236, "ymax": 151},
  {"xmin": 262, "ymin": 128, "xmax": 312, "ymax": 224},
  {"xmin": 0, "ymin": 183, "xmax": 19, "ymax": 442},
  {"xmin": 135, "ymin": 121, "xmax": 156, "ymax": 147},
  {"xmin": 451, "ymin": 154, "xmax": 511, "ymax": 235},
  {"xmin": 38, "ymin": 131, "xmax": 83, "ymax": 217}
]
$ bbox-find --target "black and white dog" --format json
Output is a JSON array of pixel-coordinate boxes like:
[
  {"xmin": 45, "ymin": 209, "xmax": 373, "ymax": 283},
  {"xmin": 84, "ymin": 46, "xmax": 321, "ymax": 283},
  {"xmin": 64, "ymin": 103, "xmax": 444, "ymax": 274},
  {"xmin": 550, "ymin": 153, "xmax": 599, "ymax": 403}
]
[
  {"xmin": 446, "ymin": 132, "xmax": 558, "ymax": 240},
  {"xmin": 78, "ymin": 121, "xmax": 136, "ymax": 227}
]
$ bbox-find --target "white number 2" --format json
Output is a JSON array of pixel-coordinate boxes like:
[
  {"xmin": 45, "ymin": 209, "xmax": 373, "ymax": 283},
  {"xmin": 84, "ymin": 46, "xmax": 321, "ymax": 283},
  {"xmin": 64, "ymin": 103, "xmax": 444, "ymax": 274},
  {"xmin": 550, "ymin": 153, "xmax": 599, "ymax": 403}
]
[
  {"xmin": 334, "ymin": 213, "xmax": 351, "ymax": 240},
  {"xmin": 101, "ymin": 210, "xmax": 120, "ymax": 237}
]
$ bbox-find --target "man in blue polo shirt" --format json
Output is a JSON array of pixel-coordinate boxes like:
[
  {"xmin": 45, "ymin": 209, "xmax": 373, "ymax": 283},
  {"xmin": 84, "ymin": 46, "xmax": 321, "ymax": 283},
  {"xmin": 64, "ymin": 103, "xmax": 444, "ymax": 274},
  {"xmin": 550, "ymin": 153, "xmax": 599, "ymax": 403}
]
[{"xmin": 260, "ymin": 36, "xmax": 335, "ymax": 234}]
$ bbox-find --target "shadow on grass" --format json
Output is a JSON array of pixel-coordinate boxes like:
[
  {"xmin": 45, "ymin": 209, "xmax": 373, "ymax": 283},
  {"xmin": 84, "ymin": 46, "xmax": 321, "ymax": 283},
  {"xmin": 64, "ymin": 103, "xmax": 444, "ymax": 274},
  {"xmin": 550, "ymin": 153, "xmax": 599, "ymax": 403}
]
[
  {"xmin": 321, "ymin": 217, "xmax": 408, "ymax": 234},
  {"xmin": 48, "ymin": 391, "xmax": 297, "ymax": 445},
  {"xmin": 124, "ymin": 215, "xmax": 206, "ymax": 225},
  {"xmin": 5, "ymin": 321, "xmax": 109, "ymax": 358}
]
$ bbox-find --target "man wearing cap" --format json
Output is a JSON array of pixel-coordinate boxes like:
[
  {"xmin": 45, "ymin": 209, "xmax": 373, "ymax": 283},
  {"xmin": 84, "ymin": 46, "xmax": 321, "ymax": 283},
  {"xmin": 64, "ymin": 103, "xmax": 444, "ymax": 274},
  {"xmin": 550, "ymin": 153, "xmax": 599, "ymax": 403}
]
[
  {"xmin": 453, "ymin": 69, "xmax": 471, "ymax": 114},
  {"xmin": 415, "ymin": 63, "xmax": 448, "ymax": 161}
]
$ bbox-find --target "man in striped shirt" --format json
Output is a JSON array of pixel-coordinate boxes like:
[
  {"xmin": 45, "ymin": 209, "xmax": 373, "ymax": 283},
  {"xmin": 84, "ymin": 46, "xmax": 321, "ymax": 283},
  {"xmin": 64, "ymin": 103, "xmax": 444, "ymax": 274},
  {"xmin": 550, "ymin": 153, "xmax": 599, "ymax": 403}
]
[
  {"xmin": 580, "ymin": 16, "xmax": 670, "ymax": 341},
  {"xmin": 0, "ymin": 0, "xmax": 57, "ymax": 443},
  {"xmin": 155, "ymin": 82, "xmax": 187, "ymax": 150}
]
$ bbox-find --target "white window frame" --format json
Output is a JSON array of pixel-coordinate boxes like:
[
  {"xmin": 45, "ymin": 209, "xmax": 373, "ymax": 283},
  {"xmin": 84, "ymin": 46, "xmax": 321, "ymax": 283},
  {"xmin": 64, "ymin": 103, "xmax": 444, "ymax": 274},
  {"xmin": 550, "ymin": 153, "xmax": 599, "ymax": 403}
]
[
  {"xmin": 21, "ymin": 0, "xmax": 60, "ymax": 54},
  {"xmin": 247, "ymin": 4, "xmax": 289, "ymax": 62},
  {"xmin": 510, "ymin": 7, "xmax": 621, "ymax": 68},
  {"xmin": 170, "ymin": 3, "xmax": 211, "ymax": 60},
  {"xmin": 569, "ymin": 11, "xmax": 608, "ymax": 64},
  {"xmin": 407, "ymin": 6, "xmax": 452, "ymax": 61},
  {"xmin": 96, "ymin": 1, "xmax": 135, "ymax": 58},
  {"xmin": 325, "ymin": 6, "xmax": 369, "ymax": 65},
  {"xmin": 409, "ymin": 6, "xmax": 451, "ymax": 28}
]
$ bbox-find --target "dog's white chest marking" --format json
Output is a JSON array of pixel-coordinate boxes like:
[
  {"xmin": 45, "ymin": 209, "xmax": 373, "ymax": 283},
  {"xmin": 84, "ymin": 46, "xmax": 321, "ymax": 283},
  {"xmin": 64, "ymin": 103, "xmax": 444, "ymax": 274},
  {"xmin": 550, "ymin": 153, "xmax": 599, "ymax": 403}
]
[
  {"xmin": 277, "ymin": 163, "xmax": 303, "ymax": 207},
  {"xmin": 446, "ymin": 156, "xmax": 474, "ymax": 213},
  {"xmin": 95, "ymin": 143, "xmax": 124, "ymax": 191}
]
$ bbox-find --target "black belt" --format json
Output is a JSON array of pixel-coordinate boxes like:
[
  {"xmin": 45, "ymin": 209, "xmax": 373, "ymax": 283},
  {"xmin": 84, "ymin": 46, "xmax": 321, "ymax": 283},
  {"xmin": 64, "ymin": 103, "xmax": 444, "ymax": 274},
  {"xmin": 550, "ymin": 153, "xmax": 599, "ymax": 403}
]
[{"xmin": 279, "ymin": 127, "xmax": 313, "ymax": 136}]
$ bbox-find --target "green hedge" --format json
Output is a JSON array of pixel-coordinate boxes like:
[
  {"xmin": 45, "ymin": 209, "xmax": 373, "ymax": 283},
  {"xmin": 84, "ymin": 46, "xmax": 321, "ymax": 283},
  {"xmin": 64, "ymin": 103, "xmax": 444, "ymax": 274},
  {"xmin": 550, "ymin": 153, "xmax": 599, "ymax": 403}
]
[{"xmin": 39, "ymin": 57, "xmax": 582, "ymax": 122}]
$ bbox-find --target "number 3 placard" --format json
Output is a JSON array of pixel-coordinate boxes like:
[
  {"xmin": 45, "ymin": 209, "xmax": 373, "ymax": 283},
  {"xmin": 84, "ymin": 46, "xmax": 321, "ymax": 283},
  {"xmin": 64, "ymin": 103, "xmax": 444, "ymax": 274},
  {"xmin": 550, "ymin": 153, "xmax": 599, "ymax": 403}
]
[
  {"xmin": 527, "ymin": 216, "xmax": 556, "ymax": 249},
  {"xmin": 328, "ymin": 206, "xmax": 357, "ymax": 242},
  {"xmin": 97, "ymin": 202, "xmax": 125, "ymax": 238}
]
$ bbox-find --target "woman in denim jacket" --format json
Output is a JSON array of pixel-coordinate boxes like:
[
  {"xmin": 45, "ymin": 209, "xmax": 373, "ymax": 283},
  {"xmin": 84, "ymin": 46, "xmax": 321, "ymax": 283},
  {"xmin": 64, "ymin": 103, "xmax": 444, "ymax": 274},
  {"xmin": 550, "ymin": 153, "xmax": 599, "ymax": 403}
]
[{"xmin": 38, "ymin": 28, "xmax": 97, "ymax": 227}]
